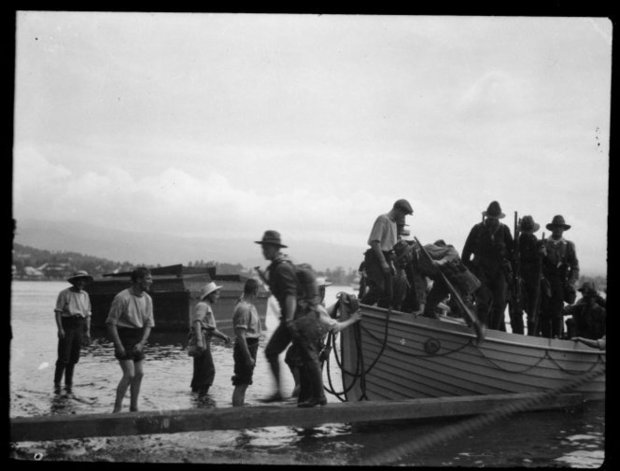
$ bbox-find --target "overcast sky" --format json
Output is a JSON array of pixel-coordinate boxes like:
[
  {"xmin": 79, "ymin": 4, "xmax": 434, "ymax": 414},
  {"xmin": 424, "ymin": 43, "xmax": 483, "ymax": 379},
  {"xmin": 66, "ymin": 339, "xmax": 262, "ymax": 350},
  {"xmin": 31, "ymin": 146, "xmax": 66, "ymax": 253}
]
[{"xmin": 13, "ymin": 12, "xmax": 610, "ymax": 275}]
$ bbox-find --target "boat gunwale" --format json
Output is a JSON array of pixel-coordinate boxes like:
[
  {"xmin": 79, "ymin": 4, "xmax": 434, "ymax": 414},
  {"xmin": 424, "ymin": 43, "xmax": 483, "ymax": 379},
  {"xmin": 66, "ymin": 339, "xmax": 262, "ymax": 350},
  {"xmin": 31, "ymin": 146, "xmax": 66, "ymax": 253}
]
[{"xmin": 359, "ymin": 303, "xmax": 605, "ymax": 357}]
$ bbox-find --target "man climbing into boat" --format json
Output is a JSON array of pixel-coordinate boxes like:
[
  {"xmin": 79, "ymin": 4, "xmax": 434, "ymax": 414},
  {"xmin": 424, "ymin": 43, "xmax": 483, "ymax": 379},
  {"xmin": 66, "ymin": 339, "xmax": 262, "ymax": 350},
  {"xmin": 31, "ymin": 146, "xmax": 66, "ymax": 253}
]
[
  {"xmin": 462, "ymin": 201, "xmax": 514, "ymax": 331},
  {"xmin": 285, "ymin": 278, "xmax": 362, "ymax": 403},
  {"xmin": 418, "ymin": 239, "xmax": 480, "ymax": 320},
  {"xmin": 539, "ymin": 215, "xmax": 579, "ymax": 339},
  {"xmin": 255, "ymin": 230, "xmax": 298, "ymax": 403},
  {"xmin": 362, "ymin": 198, "xmax": 414, "ymax": 309}
]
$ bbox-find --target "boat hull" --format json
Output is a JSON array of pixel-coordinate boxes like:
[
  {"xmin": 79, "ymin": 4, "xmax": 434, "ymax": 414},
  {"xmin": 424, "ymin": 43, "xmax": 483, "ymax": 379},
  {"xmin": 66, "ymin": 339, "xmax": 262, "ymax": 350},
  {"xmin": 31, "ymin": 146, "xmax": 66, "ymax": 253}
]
[{"xmin": 340, "ymin": 304, "xmax": 605, "ymax": 402}]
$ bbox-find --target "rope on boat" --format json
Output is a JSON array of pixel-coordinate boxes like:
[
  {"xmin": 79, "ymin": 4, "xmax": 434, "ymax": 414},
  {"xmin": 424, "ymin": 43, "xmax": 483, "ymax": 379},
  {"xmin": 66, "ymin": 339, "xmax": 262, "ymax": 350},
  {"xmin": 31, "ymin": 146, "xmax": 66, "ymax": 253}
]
[
  {"xmin": 355, "ymin": 364, "xmax": 605, "ymax": 466},
  {"xmin": 323, "ymin": 303, "xmax": 606, "ymax": 402},
  {"xmin": 323, "ymin": 306, "xmax": 393, "ymax": 401}
]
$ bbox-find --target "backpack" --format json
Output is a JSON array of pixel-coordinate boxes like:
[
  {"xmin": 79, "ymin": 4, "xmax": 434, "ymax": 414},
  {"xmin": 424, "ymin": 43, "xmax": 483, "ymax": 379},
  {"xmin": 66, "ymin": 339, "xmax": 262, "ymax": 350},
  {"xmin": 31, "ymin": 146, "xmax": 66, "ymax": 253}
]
[{"xmin": 271, "ymin": 258, "xmax": 321, "ymax": 307}]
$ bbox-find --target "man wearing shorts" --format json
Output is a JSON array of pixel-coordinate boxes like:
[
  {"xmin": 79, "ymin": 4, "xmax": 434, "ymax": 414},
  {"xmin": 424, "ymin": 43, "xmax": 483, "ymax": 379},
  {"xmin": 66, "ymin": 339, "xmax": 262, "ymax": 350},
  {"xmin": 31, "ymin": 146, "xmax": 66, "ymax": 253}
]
[
  {"xmin": 231, "ymin": 278, "xmax": 262, "ymax": 406},
  {"xmin": 105, "ymin": 267, "xmax": 154, "ymax": 413}
]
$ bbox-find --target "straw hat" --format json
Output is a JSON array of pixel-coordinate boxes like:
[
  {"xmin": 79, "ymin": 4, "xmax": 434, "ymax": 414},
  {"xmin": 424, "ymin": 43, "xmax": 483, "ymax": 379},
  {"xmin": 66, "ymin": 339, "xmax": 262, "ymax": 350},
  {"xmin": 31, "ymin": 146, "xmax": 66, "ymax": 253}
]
[
  {"xmin": 67, "ymin": 270, "xmax": 93, "ymax": 283},
  {"xmin": 200, "ymin": 281, "xmax": 223, "ymax": 300}
]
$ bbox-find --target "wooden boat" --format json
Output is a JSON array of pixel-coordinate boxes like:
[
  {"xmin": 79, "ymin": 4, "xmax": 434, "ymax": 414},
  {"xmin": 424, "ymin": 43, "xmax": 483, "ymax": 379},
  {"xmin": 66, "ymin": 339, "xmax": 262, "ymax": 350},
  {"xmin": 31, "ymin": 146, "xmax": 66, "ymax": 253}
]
[
  {"xmin": 87, "ymin": 264, "xmax": 269, "ymax": 336},
  {"xmin": 339, "ymin": 304, "xmax": 605, "ymax": 402}
]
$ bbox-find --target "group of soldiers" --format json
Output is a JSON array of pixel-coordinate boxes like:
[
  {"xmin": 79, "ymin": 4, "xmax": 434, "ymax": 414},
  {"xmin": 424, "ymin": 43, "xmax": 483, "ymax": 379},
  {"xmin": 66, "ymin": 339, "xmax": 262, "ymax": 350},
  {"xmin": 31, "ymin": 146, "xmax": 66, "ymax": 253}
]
[{"xmin": 359, "ymin": 199, "xmax": 606, "ymax": 341}]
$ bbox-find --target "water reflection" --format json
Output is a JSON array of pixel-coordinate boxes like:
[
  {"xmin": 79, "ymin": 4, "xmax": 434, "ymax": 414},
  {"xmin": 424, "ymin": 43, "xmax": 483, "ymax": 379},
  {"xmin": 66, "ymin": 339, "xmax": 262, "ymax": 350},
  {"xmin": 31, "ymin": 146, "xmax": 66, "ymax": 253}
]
[
  {"xmin": 50, "ymin": 391, "xmax": 78, "ymax": 415},
  {"xmin": 190, "ymin": 392, "xmax": 217, "ymax": 409}
]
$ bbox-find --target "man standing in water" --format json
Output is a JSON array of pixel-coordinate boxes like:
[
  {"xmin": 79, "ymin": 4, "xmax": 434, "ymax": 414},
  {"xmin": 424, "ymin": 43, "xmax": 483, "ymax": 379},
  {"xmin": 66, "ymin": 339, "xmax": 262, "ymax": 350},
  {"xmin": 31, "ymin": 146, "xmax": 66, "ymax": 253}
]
[
  {"xmin": 106, "ymin": 266, "xmax": 154, "ymax": 413},
  {"xmin": 53, "ymin": 270, "xmax": 93, "ymax": 394},
  {"xmin": 255, "ymin": 230, "xmax": 298, "ymax": 403},
  {"xmin": 231, "ymin": 278, "xmax": 262, "ymax": 406}
]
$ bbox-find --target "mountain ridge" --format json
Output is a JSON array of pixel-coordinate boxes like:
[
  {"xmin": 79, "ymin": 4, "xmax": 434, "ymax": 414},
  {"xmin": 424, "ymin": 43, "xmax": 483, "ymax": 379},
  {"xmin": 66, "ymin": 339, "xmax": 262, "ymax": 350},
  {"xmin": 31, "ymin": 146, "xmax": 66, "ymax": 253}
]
[{"xmin": 13, "ymin": 219, "xmax": 364, "ymax": 272}]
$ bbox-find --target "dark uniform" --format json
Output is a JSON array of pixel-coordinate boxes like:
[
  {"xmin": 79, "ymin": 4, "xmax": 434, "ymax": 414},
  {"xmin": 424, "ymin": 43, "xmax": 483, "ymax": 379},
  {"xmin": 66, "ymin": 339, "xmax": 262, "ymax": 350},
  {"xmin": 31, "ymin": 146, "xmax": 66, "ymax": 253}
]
[
  {"xmin": 517, "ymin": 215, "xmax": 544, "ymax": 336},
  {"xmin": 540, "ymin": 216, "xmax": 579, "ymax": 338},
  {"xmin": 462, "ymin": 201, "xmax": 514, "ymax": 330},
  {"xmin": 264, "ymin": 255, "xmax": 299, "ymax": 390}
]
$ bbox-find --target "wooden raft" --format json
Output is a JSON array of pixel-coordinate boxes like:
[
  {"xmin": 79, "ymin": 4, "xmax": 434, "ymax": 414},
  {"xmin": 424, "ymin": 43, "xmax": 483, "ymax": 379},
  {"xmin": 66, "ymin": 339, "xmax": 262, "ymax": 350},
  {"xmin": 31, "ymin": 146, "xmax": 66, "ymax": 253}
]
[{"xmin": 10, "ymin": 392, "xmax": 583, "ymax": 442}]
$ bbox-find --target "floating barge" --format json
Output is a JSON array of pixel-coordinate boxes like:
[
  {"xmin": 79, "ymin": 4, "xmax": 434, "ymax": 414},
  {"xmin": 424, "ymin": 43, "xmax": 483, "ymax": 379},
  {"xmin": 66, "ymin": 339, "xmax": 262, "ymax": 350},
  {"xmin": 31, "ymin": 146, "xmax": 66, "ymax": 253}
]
[
  {"xmin": 88, "ymin": 264, "xmax": 269, "ymax": 336},
  {"xmin": 339, "ymin": 304, "xmax": 605, "ymax": 402}
]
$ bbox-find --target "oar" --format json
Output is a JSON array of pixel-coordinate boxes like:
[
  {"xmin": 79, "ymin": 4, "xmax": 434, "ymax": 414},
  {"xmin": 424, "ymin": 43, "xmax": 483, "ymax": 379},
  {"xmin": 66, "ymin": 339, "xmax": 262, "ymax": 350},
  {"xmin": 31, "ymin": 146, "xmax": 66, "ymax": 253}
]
[{"xmin": 414, "ymin": 237, "xmax": 485, "ymax": 343}]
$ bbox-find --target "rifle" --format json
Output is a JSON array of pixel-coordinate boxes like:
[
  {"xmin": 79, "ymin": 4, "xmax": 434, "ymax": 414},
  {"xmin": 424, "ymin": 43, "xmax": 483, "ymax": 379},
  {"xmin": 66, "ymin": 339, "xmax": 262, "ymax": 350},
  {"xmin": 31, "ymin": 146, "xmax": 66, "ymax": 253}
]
[
  {"xmin": 508, "ymin": 212, "xmax": 524, "ymax": 333},
  {"xmin": 414, "ymin": 237, "xmax": 485, "ymax": 343},
  {"xmin": 530, "ymin": 232, "xmax": 545, "ymax": 336},
  {"xmin": 253, "ymin": 266, "xmax": 269, "ymax": 287}
]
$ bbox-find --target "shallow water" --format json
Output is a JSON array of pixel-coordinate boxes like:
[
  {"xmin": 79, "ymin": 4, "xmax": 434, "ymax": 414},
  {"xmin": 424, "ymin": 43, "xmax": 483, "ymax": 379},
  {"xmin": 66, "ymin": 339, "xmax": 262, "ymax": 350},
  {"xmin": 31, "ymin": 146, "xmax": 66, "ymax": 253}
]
[{"xmin": 10, "ymin": 280, "xmax": 605, "ymax": 466}]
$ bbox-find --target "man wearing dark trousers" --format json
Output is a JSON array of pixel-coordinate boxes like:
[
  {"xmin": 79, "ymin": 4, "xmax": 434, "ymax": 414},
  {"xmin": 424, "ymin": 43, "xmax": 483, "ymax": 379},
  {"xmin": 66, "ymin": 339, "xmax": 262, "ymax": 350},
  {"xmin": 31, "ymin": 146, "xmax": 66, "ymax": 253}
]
[
  {"xmin": 256, "ymin": 230, "xmax": 298, "ymax": 403},
  {"xmin": 362, "ymin": 198, "xmax": 414, "ymax": 308},
  {"xmin": 53, "ymin": 270, "xmax": 93, "ymax": 394},
  {"xmin": 540, "ymin": 215, "xmax": 579, "ymax": 338},
  {"xmin": 462, "ymin": 201, "xmax": 514, "ymax": 330}
]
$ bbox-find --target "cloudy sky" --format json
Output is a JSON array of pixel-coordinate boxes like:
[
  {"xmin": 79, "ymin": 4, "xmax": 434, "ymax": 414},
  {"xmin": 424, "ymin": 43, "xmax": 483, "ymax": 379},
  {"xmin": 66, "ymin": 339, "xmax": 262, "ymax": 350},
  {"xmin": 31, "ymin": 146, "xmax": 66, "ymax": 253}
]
[{"xmin": 13, "ymin": 12, "xmax": 610, "ymax": 275}]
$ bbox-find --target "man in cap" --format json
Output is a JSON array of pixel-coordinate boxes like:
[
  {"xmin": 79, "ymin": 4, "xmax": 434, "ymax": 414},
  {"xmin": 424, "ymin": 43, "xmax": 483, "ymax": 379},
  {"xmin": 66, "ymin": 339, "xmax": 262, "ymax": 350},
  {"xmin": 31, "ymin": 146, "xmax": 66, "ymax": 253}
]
[
  {"xmin": 53, "ymin": 270, "xmax": 93, "ymax": 394},
  {"xmin": 362, "ymin": 198, "xmax": 414, "ymax": 308},
  {"xmin": 106, "ymin": 266, "xmax": 154, "ymax": 413},
  {"xmin": 564, "ymin": 281, "xmax": 605, "ymax": 340},
  {"xmin": 516, "ymin": 215, "xmax": 545, "ymax": 335},
  {"xmin": 539, "ymin": 215, "xmax": 579, "ymax": 338},
  {"xmin": 462, "ymin": 201, "xmax": 514, "ymax": 330},
  {"xmin": 255, "ymin": 230, "xmax": 298, "ymax": 402}
]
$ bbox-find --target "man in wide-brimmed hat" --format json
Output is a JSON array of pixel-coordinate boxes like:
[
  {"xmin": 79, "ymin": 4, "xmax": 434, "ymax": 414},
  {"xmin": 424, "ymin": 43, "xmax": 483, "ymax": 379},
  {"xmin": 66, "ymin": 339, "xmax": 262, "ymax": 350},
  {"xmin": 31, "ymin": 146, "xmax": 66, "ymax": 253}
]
[
  {"xmin": 564, "ymin": 280, "xmax": 605, "ymax": 341},
  {"xmin": 462, "ymin": 201, "xmax": 514, "ymax": 331},
  {"xmin": 255, "ymin": 230, "xmax": 298, "ymax": 403},
  {"xmin": 516, "ymin": 215, "xmax": 545, "ymax": 336},
  {"xmin": 189, "ymin": 281, "xmax": 231, "ymax": 396},
  {"xmin": 362, "ymin": 198, "xmax": 414, "ymax": 308},
  {"xmin": 539, "ymin": 215, "xmax": 579, "ymax": 339},
  {"xmin": 53, "ymin": 270, "xmax": 93, "ymax": 394}
]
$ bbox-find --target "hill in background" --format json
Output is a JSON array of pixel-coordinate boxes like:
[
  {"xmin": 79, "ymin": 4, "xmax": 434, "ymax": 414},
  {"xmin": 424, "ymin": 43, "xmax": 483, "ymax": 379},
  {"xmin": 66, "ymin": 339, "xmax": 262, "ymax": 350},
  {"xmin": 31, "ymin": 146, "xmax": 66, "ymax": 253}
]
[{"xmin": 13, "ymin": 218, "xmax": 365, "ymax": 274}]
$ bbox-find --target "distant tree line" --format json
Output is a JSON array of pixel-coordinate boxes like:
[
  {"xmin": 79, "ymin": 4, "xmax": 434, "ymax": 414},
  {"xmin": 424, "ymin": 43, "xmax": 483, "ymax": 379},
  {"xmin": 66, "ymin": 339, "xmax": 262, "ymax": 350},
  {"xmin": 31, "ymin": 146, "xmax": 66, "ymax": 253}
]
[
  {"xmin": 12, "ymin": 243, "xmax": 254, "ymax": 280},
  {"xmin": 12, "ymin": 243, "xmax": 135, "ymax": 279}
]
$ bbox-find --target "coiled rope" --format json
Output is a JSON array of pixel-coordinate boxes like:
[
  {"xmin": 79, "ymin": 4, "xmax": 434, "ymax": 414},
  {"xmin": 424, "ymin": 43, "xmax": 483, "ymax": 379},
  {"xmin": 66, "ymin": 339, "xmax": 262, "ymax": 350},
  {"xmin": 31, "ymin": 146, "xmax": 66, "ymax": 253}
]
[{"xmin": 355, "ymin": 364, "xmax": 605, "ymax": 466}]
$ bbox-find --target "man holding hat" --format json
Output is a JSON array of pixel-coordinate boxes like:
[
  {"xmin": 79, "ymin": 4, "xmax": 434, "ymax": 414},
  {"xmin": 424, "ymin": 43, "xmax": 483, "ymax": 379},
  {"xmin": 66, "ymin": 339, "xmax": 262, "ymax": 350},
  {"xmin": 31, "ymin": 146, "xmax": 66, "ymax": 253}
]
[
  {"xmin": 540, "ymin": 215, "xmax": 579, "ymax": 338},
  {"xmin": 53, "ymin": 270, "xmax": 93, "ymax": 394},
  {"xmin": 362, "ymin": 198, "xmax": 414, "ymax": 308},
  {"xmin": 462, "ymin": 201, "xmax": 514, "ymax": 330},
  {"xmin": 255, "ymin": 230, "xmax": 299, "ymax": 402}
]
